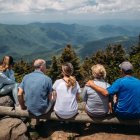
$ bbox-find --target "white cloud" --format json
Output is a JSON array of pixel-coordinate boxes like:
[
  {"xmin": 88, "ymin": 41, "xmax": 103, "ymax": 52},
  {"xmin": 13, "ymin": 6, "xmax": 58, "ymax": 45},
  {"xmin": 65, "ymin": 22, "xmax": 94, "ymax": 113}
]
[
  {"xmin": 69, "ymin": 0, "xmax": 140, "ymax": 14},
  {"xmin": 0, "ymin": 0, "xmax": 89, "ymax": 13},
  {"xmin": 0, "ymin": 0, "xmax": 139, "ymax": 18},
  {"xmin": 0, "ymin": 0, "xmax": 31, "ymax": 13}
]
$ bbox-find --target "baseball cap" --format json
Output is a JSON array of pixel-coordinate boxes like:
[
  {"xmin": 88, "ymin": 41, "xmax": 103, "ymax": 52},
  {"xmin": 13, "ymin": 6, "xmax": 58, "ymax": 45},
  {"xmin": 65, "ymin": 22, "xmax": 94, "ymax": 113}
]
[{"xmin": 119, "ymin": 61, "xmax": 133, "ymax": 72}]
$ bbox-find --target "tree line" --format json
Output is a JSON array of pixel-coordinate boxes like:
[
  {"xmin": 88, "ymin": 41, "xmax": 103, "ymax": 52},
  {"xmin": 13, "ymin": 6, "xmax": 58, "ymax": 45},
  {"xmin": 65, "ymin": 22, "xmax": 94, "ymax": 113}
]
[{"xmin": 13, "ymin": 35, "xmax": 140, "ymax": 87}]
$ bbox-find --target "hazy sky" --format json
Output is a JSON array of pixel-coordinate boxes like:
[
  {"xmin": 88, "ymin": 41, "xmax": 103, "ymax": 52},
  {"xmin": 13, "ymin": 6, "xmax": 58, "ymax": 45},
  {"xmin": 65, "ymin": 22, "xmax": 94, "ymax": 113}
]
[{"xmin": 0, "ymin": 0, "xmax": 140, "ymax": 24}]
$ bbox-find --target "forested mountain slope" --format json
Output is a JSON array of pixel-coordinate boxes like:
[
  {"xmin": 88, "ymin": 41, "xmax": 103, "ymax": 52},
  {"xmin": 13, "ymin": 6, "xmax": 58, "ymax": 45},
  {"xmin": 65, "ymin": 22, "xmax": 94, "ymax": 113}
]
[{"xmin": 0, "ymin": 23, "xmax": 139, "ymax": 60}]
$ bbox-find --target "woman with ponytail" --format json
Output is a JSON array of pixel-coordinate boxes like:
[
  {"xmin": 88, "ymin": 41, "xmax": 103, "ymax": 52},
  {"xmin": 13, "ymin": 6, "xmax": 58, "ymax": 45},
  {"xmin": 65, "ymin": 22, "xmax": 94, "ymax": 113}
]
[{"xmin": 52, "ymin": 62, "xmax": 81, "ymax": 119}]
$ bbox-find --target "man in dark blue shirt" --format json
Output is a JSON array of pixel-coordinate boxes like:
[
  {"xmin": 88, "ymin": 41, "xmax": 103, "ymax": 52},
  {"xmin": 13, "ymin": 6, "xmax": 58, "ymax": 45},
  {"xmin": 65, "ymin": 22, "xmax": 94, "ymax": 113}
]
[
  {"xmin": 18, "ymin": 59, "xmax": 53, "ymax": 116},
  {"xmin": 86, "ymin": 61, "xmax": 140, "ymax": 119}
]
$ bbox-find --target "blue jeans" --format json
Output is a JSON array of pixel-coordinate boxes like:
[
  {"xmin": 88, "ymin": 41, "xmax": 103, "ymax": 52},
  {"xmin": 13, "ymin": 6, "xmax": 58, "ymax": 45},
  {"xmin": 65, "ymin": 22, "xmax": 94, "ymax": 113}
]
[{"xmin": 0, "ymin": 83, "xmax": 19, "ymax": 105}]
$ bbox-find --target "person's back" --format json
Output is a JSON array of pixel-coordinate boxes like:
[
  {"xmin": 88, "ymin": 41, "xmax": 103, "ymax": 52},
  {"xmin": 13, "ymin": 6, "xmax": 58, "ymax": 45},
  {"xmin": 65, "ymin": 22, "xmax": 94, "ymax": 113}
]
[
  {"xmin": 83, "ymin": 64, "xmax": 110, "ymax": 117},
  {"xmin": 83, "ymin": 79, "xmax": 109, "ymax": 117},
  {"xmin": 110, "ymin": 76, "xmax": 140, "ymax": 119},
  {"xmin": 18, "ymin": 59, "xmax": 52, "ymax": 116},
  {"xmin": 107, "ymin": 61, "xmax": 140, "ymax": 119},
  {"xmin": 53, "ymin": 62, "xmax": 81, "ymax": 119},
  {"xmin": 21, "ymin": 71, "xmax": 52, "ymax": 116},
  {"xmin": 53, "ymin": 79, "xmax": 80, "ymax": 119}
]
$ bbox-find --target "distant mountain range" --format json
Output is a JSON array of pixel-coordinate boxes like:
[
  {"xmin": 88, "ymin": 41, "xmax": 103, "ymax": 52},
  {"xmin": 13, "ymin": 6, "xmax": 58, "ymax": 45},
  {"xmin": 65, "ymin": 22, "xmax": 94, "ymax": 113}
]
[
  {"xmin": 0, "ymin": 22, "xmax": 139, "ymax": 61},
  {"xmin": 80, "ymin": 36, "xmax": 138, "ymax": 58}
]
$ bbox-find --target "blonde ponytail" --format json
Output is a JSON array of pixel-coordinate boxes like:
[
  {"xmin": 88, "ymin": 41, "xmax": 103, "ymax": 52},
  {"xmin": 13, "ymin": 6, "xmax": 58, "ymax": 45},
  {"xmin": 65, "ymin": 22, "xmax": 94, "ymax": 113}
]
[{"xmin": 67, "ymin": 76, "xmax": 76, "ymax": 88}]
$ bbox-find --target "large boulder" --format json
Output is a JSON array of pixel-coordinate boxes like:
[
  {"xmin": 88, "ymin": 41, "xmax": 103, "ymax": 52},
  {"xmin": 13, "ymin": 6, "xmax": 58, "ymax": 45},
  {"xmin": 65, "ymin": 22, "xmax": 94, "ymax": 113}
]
[
  {"xmin": 0, "ymin": 117, "xmax": 29, "ymax": 140},
  {"xmin": 0, "ymin": 95, "xmax": 14, "ymax": 107}
]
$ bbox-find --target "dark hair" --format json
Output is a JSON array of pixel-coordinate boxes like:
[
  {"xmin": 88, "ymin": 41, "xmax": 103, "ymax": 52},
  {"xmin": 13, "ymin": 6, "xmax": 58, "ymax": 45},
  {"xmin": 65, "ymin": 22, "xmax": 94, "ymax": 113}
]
[
  {"xmin": 2, "ymin": 55, "xmax": 14, "ymax": 66},
  {"xmin": 8, "ymin": 56, "xmax": 14, "ymax": 65},
  {"xmin": 62, "ymin": 62, "xmax": 73, "ymax": 77},
  {"xmin": 122, "ymin": 69, "xmax": 133, "ymax": 75}
]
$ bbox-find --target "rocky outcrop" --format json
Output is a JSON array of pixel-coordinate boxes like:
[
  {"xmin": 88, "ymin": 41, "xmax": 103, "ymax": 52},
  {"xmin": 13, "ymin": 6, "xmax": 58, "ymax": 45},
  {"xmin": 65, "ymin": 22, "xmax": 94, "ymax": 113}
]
[
  {"xmin": 0, "ymin": 95, "xmax": 14, "ymax": 107},
  {"xmin": 0, "ymin": 117, "xmax": 29, "ymax": 140}
]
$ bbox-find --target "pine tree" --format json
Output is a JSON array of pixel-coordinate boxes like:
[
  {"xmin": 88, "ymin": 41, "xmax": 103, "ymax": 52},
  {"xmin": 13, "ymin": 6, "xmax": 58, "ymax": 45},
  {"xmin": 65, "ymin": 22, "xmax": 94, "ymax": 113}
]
[
  {"xmin": 105, "ymin": 44, "xmax": 126, "ymax": 83},
  {"xmin": 81, "ymin": 57, "xmax": 92, "ymax": 85},
  {"xmin": 48, "ymin": 56, "xmax": 60, "ymax": 82},
  {"xmin": 91, "ymin": 50, "xmax": 106, "ymax": 65},
  {"xmin": 59, "ymin": 44, "xmax": 83, "ymax": 83},
  {"xmin": 82, "ymin": 44, "xmax": 126, "ymax": 84},
  {"xmin": 130, "ymin": 34, "xmax": 140, "ymax": 78},
  {"xmin": 130, "ymin": 34, "xmax": 140, "ymax": 55},
  {"xmin": 13, "ymin": 59, "xmax": 33, "ymax": 82}
]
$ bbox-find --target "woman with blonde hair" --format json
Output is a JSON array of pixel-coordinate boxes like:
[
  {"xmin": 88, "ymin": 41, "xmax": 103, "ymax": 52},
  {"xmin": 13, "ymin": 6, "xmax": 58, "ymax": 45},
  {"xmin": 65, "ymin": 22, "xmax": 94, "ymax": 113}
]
[
  {"xmin": 52, "ymin": 62, "xmax": 81, "ymax": 119},
  {"xmin": 82, "ymin": 64, "xmax": 110, "ymax": 118}
]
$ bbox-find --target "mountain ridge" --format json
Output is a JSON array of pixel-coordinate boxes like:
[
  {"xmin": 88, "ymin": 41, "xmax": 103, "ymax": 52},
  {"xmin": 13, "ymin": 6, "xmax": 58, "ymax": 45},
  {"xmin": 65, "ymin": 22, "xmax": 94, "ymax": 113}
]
[{"xmin": 0, "ymin": 22, "xmax": 139, "ymax": 60}]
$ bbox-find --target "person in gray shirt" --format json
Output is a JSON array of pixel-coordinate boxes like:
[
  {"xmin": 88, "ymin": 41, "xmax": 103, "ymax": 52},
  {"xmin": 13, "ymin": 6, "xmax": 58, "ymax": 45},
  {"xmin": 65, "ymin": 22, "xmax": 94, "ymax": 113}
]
[
  {"xmin": 18, "ymin": 59, "xmax": 53, "ymax": 117},
  {"xmin": 82, "ymin": 64, "xmax": 110, "ymax": 118}
]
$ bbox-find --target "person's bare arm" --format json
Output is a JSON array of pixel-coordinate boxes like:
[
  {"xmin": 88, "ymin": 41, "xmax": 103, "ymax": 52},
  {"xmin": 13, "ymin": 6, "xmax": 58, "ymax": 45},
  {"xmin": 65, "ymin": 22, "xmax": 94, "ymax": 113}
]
[
  {"xmin": 18, "ymin": 87, "xmax": 27, "ymax": 110},
  {"xmin": 76, "ymin": 92, "xmax": 80, "ymax": 101},
  {"xmin": 109, "ymin": 102, "xmax": 113, "ymax": 114},
  {"xmin": 86, "ymin": 80, "xmax": 109, "ymax": 96},
  {"xmin": 49, "ymin": 90, "xmax": 57, "ymax": 101}
]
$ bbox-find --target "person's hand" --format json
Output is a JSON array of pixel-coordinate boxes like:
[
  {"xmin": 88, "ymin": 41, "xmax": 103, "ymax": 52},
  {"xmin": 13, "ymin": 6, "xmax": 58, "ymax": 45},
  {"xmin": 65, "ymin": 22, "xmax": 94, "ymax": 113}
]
[{"xmin": 86, "ymin": 80, "xmax": 93, "ymax": 87}]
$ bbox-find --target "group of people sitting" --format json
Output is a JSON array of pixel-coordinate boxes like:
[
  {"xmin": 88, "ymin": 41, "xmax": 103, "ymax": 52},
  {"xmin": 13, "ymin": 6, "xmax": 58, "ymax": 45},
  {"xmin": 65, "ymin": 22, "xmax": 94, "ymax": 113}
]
[{"xmin": 1, "ymin": 56, "xmax": 140, "ymax": 121}]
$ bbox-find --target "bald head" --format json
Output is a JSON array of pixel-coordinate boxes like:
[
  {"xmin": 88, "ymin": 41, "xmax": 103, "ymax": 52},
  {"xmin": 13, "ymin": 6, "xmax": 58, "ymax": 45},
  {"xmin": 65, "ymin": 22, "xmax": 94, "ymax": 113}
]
[{"xmin": 34, "ymin": 59, "xmax": 46, "ymax": 73}]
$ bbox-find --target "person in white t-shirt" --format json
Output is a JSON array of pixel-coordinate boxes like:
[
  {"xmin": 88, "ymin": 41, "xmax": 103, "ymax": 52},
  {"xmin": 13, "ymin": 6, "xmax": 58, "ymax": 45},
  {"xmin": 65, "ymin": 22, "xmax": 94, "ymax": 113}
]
[{"xmin": 52, "ymin": 62, "xmax": 81, "ymax": 119}]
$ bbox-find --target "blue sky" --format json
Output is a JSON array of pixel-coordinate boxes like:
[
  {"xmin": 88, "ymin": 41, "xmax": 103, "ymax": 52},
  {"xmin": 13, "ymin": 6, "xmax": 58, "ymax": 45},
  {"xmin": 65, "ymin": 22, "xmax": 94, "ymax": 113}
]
[{"xmin": 0, "ymin": 0, "xmax": 140, "ymax": 24}]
